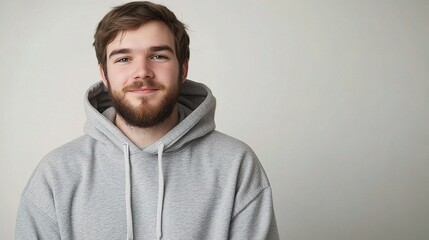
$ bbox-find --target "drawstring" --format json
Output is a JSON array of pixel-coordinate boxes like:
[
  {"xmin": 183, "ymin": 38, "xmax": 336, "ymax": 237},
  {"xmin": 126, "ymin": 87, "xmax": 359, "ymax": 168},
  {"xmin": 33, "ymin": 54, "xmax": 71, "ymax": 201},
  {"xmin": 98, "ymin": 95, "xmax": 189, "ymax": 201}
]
[
  {"xmin": 156, "ymin": 142, "xmax": 165, "ymax": 240},
  {"xmin": 122, "ymin": 141, "xmax": 165, "ymax": 240},
  {"xmin": 122, "ymin": 142, "xmax": 133, "ymax": 240}
]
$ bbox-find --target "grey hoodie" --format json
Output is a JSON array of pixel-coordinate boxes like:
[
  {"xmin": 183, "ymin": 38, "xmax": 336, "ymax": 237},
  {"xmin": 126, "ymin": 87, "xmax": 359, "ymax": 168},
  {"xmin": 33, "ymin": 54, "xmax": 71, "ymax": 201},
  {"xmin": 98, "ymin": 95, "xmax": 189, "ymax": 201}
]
[{"xmin": 16, "ymin": 80, "xmax": 279, "ymax": 240}]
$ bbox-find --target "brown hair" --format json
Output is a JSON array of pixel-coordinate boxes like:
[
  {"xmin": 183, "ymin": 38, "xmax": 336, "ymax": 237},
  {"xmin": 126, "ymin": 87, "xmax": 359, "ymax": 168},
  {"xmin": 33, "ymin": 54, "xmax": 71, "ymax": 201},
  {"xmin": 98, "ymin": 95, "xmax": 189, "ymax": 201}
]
[{"xmin": 93, "ymin": 1, "xmax": 190, "ymax": 75}]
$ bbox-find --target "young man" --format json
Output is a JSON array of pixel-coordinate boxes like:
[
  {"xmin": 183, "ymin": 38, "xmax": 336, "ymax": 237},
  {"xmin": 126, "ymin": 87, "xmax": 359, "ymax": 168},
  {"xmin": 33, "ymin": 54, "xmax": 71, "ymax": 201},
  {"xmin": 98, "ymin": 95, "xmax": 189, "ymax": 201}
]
[{"xmin": 16, "ymin": 1, "xmax": 279, "ymax": 239}]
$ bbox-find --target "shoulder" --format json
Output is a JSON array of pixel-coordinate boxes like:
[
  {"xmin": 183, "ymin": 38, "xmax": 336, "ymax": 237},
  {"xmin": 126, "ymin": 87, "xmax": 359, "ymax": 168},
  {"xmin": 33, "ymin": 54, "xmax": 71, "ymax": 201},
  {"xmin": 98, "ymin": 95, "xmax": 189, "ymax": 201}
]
[
  {"xmin": 202, "ymin": 131, "xmax": 272, "ymax": 209},
  {"xmin": 198, "ymin": 130, "xmax": 257, "ymax": 156},
  {"xmin": 38, "ymin": 134, "xmax": 111, "ymax": 171},
  {"xmin": 196, "ymin": 130, "xmax": 268, "ymax": 183},
  {"xmin": 43, "ymin": 135, "xmax": 100, "ymax": 162},
  {"xmin": 22, "ymin": 135, "xmax": 102, "ymax": 194},
  {"xmin": 20, "ymin": 134, "xmax": 101, "ymax": 219},
  {"xmin": 189, "ymin": 130, "xmax": 263, "ymax": 171}
]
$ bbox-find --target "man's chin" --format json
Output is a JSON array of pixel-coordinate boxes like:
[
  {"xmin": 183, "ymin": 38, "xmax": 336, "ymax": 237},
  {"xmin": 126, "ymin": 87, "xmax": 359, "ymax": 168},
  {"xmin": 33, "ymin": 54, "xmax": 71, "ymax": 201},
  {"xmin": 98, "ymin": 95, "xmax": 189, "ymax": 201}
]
[
  {"xmin": 132, "ymin": 101, "xmax": 161, "ymax": 113},
  {"xmin": 125, "ymin": 93, "xmax": 161, "ymax": 105}
]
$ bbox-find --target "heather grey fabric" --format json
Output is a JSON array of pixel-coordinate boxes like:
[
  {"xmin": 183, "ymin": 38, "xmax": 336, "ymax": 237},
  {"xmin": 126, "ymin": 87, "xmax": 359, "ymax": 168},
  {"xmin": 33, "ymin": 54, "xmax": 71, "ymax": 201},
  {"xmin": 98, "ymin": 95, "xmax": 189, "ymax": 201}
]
[{"xmin": 16, "ymin": 80, "xmax": 279, "ymax": 240}]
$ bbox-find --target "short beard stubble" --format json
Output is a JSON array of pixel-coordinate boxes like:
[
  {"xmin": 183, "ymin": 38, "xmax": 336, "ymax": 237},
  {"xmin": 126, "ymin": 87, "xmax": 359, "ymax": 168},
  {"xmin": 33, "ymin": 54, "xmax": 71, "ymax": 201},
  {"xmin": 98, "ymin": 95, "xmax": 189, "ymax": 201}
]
[{"xmin": 106, "ymin": 77, "xmax": 181, "ymax": 128}]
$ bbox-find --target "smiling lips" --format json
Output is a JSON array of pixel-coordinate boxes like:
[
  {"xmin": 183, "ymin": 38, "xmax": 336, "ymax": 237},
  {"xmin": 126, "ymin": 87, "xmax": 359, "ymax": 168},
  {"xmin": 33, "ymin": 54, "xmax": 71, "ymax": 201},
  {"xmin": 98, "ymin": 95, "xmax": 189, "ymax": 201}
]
[
  {"xmin": 129, "ymin": 87, "xmax": 158, "ymax": 92},
  {"xmin": 127, "ymin": 88, "xmax": 159, "ymax": 96}
]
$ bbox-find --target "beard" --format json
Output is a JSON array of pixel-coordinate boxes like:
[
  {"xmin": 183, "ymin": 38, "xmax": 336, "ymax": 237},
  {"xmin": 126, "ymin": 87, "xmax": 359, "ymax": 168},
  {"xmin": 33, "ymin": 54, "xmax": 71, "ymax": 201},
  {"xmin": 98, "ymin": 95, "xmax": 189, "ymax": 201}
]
[{"xmin": 106, "ymin": 78, "xmax": 181, "ymax": 128}]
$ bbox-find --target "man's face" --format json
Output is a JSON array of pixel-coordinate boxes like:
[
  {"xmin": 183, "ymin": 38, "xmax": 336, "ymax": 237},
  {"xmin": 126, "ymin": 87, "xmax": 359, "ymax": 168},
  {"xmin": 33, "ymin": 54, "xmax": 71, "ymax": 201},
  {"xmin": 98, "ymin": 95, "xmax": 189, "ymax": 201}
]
[{"xmin": 100, "ymin": 21, "xmax": 188, "ymax": 128}]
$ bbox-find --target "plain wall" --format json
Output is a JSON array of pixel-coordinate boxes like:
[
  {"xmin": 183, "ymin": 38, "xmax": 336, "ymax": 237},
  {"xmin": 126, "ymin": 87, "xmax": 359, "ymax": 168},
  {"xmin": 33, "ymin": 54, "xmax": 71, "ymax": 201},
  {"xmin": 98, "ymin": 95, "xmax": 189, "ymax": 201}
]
[{"xmin": 1, "ymin": 0, "xmax": 429, "ymax": 239}]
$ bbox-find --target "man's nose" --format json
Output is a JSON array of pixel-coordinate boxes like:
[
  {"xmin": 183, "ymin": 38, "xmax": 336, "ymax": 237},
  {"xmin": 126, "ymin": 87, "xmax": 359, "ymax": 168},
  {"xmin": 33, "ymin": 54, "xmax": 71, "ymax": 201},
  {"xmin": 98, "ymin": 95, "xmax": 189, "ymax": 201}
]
[{"xmin": 133, "ymin": 58, "xmax": 154, "ymax": 79}]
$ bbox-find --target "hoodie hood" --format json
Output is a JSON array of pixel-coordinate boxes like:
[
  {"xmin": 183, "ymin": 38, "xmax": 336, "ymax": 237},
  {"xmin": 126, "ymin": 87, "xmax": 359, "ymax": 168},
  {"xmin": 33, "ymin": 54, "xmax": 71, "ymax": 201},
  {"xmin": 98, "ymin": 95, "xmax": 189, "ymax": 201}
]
[{"xmin": 83, "ymin": 79, "xmax": 216, "ymax": 154}]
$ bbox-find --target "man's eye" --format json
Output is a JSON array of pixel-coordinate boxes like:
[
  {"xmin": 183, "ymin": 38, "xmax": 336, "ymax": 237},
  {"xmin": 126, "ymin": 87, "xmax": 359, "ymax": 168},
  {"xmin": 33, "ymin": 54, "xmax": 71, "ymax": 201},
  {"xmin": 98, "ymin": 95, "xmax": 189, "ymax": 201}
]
[
  {"xmin": 115, "ymin": 57, "xmax": 130, "ymax": 63},
  {"xmin": 151, "ymin": 55, "xmax": 168, "ymax": 61}
]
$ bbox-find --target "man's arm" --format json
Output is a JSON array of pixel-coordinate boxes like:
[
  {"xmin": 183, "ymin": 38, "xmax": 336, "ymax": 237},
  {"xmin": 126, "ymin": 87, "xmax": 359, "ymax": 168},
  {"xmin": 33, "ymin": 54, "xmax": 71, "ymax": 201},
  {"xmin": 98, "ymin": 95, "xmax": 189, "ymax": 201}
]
[
  {"xmin": 229, "ymin": 187, "xmax": 280, "ymax": 239},
  {"xmin": 227, "ymin": 145, "xmax": 280, "ymax": 240},
  {"xmin": 16, "ymin": 153, "xmax": 61, "ymax": 240},
  {"xmin": 16, "ymin": 195, "xmax": 61, "ymax": 239}
]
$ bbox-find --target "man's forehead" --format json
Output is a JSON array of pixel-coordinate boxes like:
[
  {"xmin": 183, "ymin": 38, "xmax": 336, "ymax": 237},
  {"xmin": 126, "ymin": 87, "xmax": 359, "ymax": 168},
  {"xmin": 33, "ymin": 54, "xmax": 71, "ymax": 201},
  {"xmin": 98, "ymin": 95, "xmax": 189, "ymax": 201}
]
[{"xmin": 107, "ymin": 21, "xmax": 176, "ymax": 53}]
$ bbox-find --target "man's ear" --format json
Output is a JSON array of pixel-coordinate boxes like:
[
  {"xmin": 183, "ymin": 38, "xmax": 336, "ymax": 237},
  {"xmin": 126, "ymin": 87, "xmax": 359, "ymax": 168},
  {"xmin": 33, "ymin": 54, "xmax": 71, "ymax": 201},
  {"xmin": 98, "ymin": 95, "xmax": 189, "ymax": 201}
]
[
  {"xmin": 99, "ymin": 64, "xmax": 108, "ymax": 87},
  {"xmin": 181, "ymin": 60, "xmax": 189, "ymax": 83}
]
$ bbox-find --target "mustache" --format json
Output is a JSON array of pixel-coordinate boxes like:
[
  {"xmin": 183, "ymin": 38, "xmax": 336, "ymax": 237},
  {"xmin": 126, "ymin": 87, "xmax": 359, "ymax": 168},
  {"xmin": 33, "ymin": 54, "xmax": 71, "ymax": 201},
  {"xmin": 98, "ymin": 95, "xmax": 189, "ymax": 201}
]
[{"xmin": 122, "ymin": 80, "xmax": 165, "ymax": 91}]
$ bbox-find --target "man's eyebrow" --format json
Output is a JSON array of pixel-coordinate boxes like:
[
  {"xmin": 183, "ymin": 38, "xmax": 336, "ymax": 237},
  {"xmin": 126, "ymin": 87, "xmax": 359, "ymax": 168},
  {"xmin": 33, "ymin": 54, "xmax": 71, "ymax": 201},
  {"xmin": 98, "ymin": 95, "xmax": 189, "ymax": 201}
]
[
  {"xmin": 108, "ymin": 48, "xmax": 132, "ymax": 59},
  {"xmin": 149, "ymin": 45, "xmax": 174, "ymax": 54}
]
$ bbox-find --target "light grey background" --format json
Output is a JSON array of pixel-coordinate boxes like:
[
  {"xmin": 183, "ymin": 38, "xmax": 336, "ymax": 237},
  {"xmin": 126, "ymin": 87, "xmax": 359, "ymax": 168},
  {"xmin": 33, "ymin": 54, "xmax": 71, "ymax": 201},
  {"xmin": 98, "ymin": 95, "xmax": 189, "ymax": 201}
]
[{"xmin": 1, "ymin": 0, "xmax": 428, "ymax": 239}]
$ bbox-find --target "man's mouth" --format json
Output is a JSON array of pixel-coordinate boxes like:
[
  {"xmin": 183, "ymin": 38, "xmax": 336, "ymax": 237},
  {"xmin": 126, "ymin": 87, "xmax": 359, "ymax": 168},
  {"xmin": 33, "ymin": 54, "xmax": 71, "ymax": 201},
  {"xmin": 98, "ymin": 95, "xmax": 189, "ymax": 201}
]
[
  {"xmin": 127, "ymin": 87, "xmax": 159, "ymax": 94},
  {"xmin": 123, "ymin": 80, "xmax": 163, "ymax": 93},
  {"xmin": 129, "ymin": 87, "xmax": 157, "ymax": 92}
]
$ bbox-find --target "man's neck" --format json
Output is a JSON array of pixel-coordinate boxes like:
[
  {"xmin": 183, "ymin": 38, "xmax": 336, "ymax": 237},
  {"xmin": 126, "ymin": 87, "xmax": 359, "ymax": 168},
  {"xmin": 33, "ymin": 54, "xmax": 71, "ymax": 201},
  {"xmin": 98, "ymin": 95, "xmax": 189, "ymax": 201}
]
[{"xmin": 114, "ymin": 106, "xmax": 180, "ymax": 149}]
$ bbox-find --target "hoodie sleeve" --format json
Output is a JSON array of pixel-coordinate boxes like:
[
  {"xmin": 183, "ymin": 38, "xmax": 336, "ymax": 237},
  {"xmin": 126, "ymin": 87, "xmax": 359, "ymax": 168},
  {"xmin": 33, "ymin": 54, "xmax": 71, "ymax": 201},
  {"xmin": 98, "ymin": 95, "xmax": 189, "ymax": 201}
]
[
  {"xmin": 228, "ymin": 148, "xmax": 280, "ymax": 240},
  {"xmin": 16, "ymin": 154, "xmax": 61, "ymax": 240},
  {"xmin": 16, "ymin": 195, "xmax": 61, "ymax": 239},
  {"xmin": 229, "ymin": 187, "xmax": 279, "ymax": 240}
]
